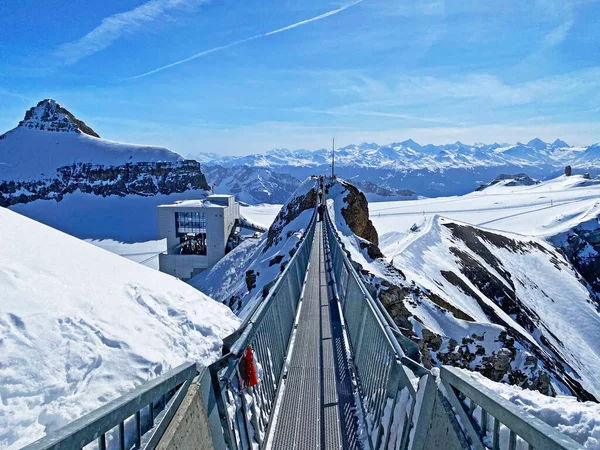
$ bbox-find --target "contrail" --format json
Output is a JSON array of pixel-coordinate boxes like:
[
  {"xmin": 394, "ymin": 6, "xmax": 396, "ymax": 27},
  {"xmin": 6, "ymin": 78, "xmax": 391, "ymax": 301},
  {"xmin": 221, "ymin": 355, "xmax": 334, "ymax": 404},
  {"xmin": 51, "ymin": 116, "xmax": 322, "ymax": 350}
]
[{"xmin": 122, "ymin": 1, "xmax": 363, "ymax": 81}]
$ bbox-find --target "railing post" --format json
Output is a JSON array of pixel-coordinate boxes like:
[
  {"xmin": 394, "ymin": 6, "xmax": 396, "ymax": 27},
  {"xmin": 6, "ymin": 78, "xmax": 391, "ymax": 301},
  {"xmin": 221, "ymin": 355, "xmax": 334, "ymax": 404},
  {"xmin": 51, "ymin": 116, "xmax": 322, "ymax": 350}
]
[{"xmin": 407, "ymin": 373, "xmax": 438, "ymax": 450}]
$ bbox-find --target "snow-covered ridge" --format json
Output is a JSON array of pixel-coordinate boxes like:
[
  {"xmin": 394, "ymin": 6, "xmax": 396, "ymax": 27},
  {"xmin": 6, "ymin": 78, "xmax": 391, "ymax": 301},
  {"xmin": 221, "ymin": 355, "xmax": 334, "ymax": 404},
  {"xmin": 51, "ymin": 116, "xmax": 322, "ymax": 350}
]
[
  {"xmin": 0, "ymin": 126, "xmax": 184, "ymax": 181},
  {"xmin": 0, "ymin": 100, "xmax": 211, "ymax": 209},
  {"xmin": 0, "ymin": 207, "xmax": 240, "ymax": 449}
]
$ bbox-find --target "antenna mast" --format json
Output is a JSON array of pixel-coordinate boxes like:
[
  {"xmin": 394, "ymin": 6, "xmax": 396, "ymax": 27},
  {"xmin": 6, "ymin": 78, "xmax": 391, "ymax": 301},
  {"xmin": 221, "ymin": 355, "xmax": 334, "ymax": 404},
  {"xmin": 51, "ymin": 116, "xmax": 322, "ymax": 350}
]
[{"xmin": 332, "ymin": 137, "xmax": 335, "ymax": 178}]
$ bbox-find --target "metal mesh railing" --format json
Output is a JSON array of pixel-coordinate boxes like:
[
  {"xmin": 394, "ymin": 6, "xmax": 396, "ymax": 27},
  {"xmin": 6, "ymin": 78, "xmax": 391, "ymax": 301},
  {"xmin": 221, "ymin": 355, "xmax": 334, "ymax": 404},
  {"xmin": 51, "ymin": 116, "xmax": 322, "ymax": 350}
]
[
  {"xmin": 21, "ymin": 363, "xmax": 198, "ymax": 450},
  {"xmin": 209, "ymin": 205, "xmax": 318, "ymax": 450},
  {"xmin": 440, "ymin": 366, "xmax": 584, "ymax": 450},
  {"xmin": 323, "ymin": 210, "xmax": 428, "ymax": 450}
]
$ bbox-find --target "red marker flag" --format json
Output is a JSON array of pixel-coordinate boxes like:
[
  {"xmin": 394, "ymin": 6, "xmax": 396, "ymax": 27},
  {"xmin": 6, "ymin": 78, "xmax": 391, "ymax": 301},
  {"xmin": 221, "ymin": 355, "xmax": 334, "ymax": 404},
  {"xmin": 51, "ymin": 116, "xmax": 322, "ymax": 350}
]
[{"xmin": 240, "ymin": 345, "xmax": 259, "ymax": 388}]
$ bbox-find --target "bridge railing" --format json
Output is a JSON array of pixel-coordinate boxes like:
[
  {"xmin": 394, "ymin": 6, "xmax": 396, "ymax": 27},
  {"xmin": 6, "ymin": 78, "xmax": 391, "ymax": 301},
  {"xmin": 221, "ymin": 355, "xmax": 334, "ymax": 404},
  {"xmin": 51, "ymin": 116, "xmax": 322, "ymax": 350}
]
[
  {"xmin": 323, "ymin": 209, "xmax": 428, "ymax": 450},
  {"xmin": 208, "ymin": 205, "xmax": 318, "ymax": 450},
  {"xmin": 21, "ymin": 362, "xmax": 198, "ymax": 450},
  {"xmin": 440, "ymin": 366, "xmax": 584, "ymax": 450}
]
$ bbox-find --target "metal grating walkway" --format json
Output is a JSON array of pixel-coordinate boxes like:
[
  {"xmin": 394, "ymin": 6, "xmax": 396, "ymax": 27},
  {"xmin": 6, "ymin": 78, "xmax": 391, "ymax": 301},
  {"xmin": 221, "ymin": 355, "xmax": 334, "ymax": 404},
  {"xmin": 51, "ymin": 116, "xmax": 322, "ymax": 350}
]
[{"xmin": 269, "ymin": 222, "xmax": 359, "ymax": 450}]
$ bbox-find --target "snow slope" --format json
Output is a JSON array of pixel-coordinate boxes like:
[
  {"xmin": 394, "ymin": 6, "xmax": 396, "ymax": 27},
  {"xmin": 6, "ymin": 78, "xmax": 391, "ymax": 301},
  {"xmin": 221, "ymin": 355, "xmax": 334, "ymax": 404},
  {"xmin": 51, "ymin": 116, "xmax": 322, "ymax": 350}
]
[
  {"xmin": 395, "ymin": 216, "xmax": 600, "ymax": 399},
  {"xmin": 10, "ymin": 189, "xmax": 211, "ymax": 242},
  {"xmin": 239, "ymin": 204, "xmax": 282, "ymax": 229},
  {"xmin": 451, "ymin": 369, "xmax": 600, "ymax": 449},
  {"xmin": 0, "ymin": 208, "xmax": 240, "ymax": 449}
]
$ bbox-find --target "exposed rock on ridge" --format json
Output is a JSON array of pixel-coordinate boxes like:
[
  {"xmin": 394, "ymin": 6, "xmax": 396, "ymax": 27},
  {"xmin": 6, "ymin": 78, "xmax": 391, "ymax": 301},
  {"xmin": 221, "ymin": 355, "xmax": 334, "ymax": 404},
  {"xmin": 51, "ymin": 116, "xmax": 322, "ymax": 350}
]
[{"xmin": 17, "ymin": 99, "xmax": 100, "ymax": 138}]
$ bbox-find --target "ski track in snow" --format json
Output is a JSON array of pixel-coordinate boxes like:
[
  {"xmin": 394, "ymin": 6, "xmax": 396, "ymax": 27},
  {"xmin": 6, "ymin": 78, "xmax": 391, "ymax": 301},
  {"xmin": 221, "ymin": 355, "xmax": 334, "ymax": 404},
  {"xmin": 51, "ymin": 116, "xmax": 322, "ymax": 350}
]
[{"xmin": 371, "ymin": 175, "xmax": 600, "ymax": 241}]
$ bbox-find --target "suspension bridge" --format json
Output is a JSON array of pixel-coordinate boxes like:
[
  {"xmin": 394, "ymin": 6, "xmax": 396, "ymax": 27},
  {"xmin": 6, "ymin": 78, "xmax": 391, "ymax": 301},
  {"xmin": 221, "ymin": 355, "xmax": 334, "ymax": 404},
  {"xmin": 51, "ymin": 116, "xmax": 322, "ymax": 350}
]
[{"xmin": 23, "ymin": 183, "xmax": 583, "ymax": 450}]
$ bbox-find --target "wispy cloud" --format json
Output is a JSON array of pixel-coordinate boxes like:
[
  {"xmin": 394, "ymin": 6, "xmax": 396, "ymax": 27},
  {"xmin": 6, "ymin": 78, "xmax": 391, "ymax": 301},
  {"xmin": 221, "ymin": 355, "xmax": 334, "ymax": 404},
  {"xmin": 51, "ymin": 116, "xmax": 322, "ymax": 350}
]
[
  {"xmin": 0, "ymin": 88, "xmax": 27, "ymax": 101},
  {"xmin": 543, "ymin": 17, "xmax": 574, "ymax": 47},
  {"xmin": 331, "ymin": 67, "xmax": 600, "ymax": 108},
  {"xmin": 122, "ymin": 0, "xmax": 364, "ymax": 81},
  {"xmin": 53, "ymin": 0, "xmax": 208, "ymax": 65}
]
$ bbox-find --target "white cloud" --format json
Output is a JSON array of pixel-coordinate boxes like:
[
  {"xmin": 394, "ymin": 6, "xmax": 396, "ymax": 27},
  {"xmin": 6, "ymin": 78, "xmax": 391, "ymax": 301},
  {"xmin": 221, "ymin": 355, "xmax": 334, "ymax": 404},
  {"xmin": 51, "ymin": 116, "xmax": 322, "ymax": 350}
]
[{"xmin": 53, "ymin": 0, "xmax": 208, "ymax": 65}]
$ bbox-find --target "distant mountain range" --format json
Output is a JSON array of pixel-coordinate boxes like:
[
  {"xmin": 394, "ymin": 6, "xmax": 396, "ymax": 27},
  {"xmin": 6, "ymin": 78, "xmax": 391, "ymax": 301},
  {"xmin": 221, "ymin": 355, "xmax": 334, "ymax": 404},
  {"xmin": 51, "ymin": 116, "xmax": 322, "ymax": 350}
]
[{"xmin": 191, "ymin": 139, "xmax": 600, "ymax": 197}]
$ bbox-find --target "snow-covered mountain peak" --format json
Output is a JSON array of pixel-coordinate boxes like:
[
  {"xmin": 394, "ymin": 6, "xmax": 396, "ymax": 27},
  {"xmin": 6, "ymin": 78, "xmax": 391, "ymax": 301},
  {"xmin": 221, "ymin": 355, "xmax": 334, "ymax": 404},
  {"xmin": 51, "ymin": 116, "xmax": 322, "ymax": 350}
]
[
  {"xmin": 526, "ymin": 138, "xmax": 547, "ymax": 150},
  {"xmin": 17, "ymin": 99, "xmax": 100, "ymax": 138},
  {"xmin": 552, "ymin": 138, "xmax": 570, "ymax": 148},
  {"xmin": 397, "ymin": 138, "xmax": 421, "ymax": 149}
]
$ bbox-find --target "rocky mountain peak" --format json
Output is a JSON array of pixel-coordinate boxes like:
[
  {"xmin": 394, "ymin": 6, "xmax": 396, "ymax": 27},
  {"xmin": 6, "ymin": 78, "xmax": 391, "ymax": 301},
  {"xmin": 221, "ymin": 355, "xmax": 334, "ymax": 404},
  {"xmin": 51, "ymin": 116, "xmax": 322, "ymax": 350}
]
[{"xmin": 19, "ymin": 99, "xmax": 100, "ymax": 138}]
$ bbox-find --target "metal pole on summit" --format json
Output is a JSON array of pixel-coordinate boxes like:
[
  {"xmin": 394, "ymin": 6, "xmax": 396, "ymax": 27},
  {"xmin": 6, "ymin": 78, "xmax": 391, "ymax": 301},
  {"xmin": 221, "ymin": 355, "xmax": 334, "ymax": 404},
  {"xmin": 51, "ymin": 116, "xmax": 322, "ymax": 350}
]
[{"xmin": 332, "ymin": 137, "xmax": 335, "ymax": 179}]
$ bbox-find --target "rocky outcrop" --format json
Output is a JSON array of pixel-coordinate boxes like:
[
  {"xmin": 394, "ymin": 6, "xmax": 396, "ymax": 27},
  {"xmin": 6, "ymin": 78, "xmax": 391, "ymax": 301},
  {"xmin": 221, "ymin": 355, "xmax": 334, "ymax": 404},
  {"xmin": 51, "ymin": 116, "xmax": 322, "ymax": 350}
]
[
  {"xmin": 339, "ymin": 181, "xmax": 379, "ymax": 246},
  {"xmin": 0, "ymin": 160, "xmax": 209, "ymax": 206},
  {"xmin": 265, "ymin": 187, "xmax": 316, "ymax": 251},
  {"xmin": 476, "ymin": 173, "xmax": 539, "ymax": 191},
  {"xmin": 551, "ymin": 215, "xmax": 600, "ymax": 304},
  {"xmin": 17, "ymin": 99, "xmax": 99, "ymax": 137}
]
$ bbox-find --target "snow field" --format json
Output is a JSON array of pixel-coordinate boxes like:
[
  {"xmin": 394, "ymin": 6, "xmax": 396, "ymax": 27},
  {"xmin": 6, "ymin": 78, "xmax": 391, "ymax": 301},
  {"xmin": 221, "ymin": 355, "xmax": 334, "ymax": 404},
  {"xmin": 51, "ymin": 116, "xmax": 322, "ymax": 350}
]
[
  {"xmin": 0, "ymin": 207, "xmax": 240, "ymax": 449},
  {"xmin": 371, "ymin": 175, "xmax": 600, "ymax": 240}
]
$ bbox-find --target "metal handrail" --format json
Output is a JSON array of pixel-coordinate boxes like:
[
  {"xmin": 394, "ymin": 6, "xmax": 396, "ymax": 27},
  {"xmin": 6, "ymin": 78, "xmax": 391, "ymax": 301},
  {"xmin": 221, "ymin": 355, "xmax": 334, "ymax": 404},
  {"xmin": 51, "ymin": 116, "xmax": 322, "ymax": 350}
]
[
  {"xmin": 209, "ymin": 198, "xmax": 319, "ymax": 450},
  {"xmin": 22, "ymin": 362, "xmax": 198, "ymax": 450},
  {"xmin": 323, "ymin": 208, "xmax": 421, "ymax": 361},
  {"xmin": 323, "ymin": 208, "xmax": 427, "ymax": 450},
  {"xmin": 323, "ymin": 208, "xmax": 413, "ymax": 367},
  {"xmin": 440, "ymin": 366, "xmax": 584, "ymax": 450}
]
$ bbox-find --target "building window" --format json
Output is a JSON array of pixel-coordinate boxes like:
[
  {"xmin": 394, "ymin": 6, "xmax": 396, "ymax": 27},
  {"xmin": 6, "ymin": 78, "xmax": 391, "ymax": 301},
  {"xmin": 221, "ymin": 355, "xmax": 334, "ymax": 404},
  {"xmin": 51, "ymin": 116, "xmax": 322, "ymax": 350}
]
[{"xmin": 175, "ymin": 212, "xmax": 207, "ymax": 255}]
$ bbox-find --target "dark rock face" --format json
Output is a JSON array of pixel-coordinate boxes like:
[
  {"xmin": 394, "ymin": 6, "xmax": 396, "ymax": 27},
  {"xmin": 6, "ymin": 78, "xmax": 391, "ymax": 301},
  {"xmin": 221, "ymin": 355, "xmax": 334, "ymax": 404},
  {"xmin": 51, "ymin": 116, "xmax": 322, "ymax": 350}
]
[
  {"xmin": 245, "ymin": 270, "xmax": 257, "ymax": 292},
  {"xmin": 552, "ymin": 217, "xmax": 600, "ymax": 304},
  {"xmin": 476, "ymin": 173, "xmax": 539, "ymax": 191},
  {"xmin": 339, "ymin": 181, "xmax": 379, "ymax": 246},
  {"xmin": 265, "ymin": 187, "xmax": 316, "ymax": 251},
  {"xmin": 0, "ymin": 160, "xmax": 209, "ymax": 206},
  {"xmin": 353, "ymin": 180, "xmax": 416, "ymax": 198}
]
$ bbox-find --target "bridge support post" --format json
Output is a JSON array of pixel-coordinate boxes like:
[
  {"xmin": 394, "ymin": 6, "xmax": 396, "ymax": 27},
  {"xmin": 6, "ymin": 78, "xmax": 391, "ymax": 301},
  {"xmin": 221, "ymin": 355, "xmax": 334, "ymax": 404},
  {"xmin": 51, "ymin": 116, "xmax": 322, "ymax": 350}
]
[
  {"xmin": 407, "ymin": 374, "xmax": 437, "ymax": 450},
  {"xmin": 157, "ymin": 368, "xmax": 228, "ymax": 450}
]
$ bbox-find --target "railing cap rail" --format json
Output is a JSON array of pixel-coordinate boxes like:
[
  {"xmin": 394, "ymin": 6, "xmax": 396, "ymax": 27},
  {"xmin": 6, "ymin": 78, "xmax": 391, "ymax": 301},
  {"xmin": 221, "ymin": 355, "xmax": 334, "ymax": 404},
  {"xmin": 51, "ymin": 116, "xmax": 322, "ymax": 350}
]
[
  {"xmin": 440, "ymin": 365, "xmax": 584, "ymax": 450},
  {"xmin": 22, "ymin": 362, "xmax": 199, "ymax": 450}
]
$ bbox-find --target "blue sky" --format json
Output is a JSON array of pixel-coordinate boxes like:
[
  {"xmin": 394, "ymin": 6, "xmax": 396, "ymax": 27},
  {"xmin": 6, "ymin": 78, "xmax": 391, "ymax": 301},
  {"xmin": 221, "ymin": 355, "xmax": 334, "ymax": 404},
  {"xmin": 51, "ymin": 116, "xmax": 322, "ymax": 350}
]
[{"xmin": 1, "ymin": 0, "xmax": 600, "ymax": 155}]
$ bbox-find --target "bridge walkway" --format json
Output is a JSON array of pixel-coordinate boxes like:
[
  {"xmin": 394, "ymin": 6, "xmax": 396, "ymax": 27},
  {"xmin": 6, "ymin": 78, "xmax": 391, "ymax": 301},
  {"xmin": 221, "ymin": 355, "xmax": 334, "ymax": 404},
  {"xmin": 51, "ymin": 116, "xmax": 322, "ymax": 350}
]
[{"xmin": 268, "ymin": 221, "xmax": 360, "ymax": 450}]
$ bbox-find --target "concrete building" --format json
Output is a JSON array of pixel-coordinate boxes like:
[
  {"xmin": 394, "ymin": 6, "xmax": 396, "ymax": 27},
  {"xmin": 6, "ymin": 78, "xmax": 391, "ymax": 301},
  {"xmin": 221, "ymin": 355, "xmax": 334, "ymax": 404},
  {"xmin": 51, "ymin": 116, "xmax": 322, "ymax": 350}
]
[{"xmin": 157, "ymin": 195, "xmax": 240, "ymax": 280}]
